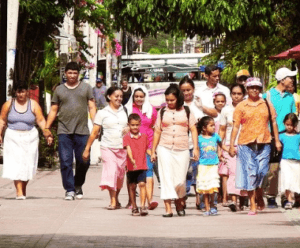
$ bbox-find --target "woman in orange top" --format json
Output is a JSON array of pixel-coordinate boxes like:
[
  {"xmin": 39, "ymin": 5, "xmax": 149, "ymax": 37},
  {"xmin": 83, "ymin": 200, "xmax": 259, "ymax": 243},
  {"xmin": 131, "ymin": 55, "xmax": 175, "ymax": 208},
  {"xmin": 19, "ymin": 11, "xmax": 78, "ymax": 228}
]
[{"xmin": 229, "ymin": 78, "xmax": 281, "ymax": 215}]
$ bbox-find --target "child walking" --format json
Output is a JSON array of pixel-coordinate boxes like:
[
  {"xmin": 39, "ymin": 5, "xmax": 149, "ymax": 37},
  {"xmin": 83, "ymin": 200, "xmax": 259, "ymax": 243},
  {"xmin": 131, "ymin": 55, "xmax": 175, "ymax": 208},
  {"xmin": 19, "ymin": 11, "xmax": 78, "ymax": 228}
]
[
  {"xmin": 196, "ymin": 116, "xmax": 228, "ymax": 216},
  {"xmin": 279, "ymin": 113, "xmax": 300, "ymax": 210},
  {"xmin": 123, "ymin": 114, "xmax": 150, "ymax": 216}
]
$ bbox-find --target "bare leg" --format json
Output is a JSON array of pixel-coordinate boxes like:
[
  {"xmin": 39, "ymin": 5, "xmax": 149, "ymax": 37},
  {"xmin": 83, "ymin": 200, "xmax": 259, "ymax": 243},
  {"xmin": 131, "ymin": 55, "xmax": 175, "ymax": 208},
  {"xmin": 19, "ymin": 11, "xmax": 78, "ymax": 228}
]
[
  {"xmin": 204, "ymin": 194, "xmax": 210, "ymax": 212},
  {"xmin": 256, "ymin": 188, "xmax": 265, "ymax": 210},
  {"xmin": 139, "ymin": 182, "xmax": 146, "ymax": 207},
  {"xmin": 248, "ymin": 190, "xmax": 257, "ymax": 212},
  {"xmin": 126, "ymin": 180, "xmax": 131, "ymax": 208},
  {"xmin": 164, "ymin": 199, "xmax": 172, "ymax": 214},
  {"xmin": 231, "ymin": 195, "xmax": 237, "ymax": 204},
  {"xmin": 195, "ymin": 186, "xmax": 200, "ymax": 206},
  {"xmin": 146, "ymin": 177, "xmax": 154, "ymax": 205},
  {"xmin": 109, "ymin": 190, "xmax": 117, "ymax": 207},
  {"xmin": 116, "ymin": 188, "xmax": 121, "ymax": 205},
  {"xmin": 14, "ymin": 180, "xmax": 23, "ymax": 197},
  {"xmin": 222, "ymin": 175, "xmax": 228, "ymax": 203},
  {"xmin": 22, "ymin": 181, "xmax": 29, "ymax": 196},
  {"xmin": 129, "ymin": 183, "xmax": 137, "ymax": 209},
  {"xmin": 286, "ymin": 190, "xmax": 293, "ymax": 202}
]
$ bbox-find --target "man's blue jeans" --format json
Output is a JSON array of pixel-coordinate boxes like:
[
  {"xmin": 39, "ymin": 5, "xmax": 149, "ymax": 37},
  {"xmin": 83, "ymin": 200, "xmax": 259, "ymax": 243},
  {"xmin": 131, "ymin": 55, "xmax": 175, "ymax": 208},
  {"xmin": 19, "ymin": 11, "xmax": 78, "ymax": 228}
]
[{"xmin": 58, "ymin": 134, "xmax": 90, "ymax": 192}]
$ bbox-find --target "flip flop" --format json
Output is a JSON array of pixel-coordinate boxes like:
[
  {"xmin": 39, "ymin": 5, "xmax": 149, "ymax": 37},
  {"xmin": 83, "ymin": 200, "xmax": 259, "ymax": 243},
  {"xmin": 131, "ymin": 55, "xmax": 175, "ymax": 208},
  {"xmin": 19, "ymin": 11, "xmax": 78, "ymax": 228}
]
[
  {"xmin": 148, "ymin": 201, "xmax": 158, "ymax": 210},
  {"xmin": 247, "ymin": 211, "xmax": 257, "ymax": 216}
]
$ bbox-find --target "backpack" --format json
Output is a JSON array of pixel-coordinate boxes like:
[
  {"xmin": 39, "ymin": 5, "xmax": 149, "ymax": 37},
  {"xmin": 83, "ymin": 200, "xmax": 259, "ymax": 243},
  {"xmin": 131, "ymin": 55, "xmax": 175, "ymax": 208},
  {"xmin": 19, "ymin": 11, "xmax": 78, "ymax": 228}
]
[
  {"xmin": 160, "ymin": 106, "xmax": 190, "ymax": 132},
  {"xmin": 99, "ymin": 106, "xmax": 128, "ymax": 141}
]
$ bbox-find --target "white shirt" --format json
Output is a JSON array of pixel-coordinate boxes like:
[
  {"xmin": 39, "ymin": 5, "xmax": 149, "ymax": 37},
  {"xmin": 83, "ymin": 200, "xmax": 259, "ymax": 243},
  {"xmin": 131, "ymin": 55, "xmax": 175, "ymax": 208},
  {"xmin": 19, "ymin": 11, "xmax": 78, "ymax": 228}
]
[
  {"xmin": 194, "ymin": 82, "xmax": 231, "ymax": 109},
  {"xmin": 185, "ymin": 99, "xmax": 204, "ymax": 149},
  {"xmin": 219, "ymin": 105, "xmax": 239, "ymax": 146},
  {"xmin": 94, "ymin": 105, "xmax": 128, "ymax": 149}
]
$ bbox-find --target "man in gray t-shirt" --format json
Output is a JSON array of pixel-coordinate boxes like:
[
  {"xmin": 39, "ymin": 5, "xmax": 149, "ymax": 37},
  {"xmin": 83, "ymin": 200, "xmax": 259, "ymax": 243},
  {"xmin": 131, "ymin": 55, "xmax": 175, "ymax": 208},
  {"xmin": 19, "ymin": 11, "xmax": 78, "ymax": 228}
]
[{"xmin": 45, "ymin": 62, "xmax": 96, "ymax": 200}]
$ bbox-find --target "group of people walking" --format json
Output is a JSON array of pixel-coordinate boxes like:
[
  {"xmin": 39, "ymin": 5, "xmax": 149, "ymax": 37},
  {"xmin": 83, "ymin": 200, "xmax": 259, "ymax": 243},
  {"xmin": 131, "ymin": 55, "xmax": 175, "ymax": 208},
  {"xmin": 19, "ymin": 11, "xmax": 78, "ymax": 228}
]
[{"xmin": 1, "ymin": 62, "xmax": 300, "ymax": 218}]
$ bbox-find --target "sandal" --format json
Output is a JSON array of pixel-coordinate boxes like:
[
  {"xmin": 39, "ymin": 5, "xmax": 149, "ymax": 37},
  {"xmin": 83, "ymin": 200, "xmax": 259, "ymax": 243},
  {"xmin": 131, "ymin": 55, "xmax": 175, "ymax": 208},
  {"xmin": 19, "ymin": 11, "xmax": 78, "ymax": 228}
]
[
  {"xmin": 107, "ymin": 205, "xmax": 117, "ymax": 210},
  {"xmin": 132, "ymin": 208, "xmax": 140, "ymax": 216},
  {"xmin": 140, "ymin": 207, "xmax": 148, "ymax": 216},
  {"xmin": 247, "ymin": 210, "xmax": 257, "ymax": 216}
]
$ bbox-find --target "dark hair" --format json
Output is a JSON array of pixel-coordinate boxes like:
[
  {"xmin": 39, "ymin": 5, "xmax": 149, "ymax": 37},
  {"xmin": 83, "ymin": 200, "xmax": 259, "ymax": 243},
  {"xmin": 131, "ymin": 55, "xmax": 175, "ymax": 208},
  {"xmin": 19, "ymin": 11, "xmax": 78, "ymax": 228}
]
[
  {"xmin": 197, "ymin": 116, "xmax": 214, "ymax": 134},
  {"xmin": 12, "ymin": 81, "xmax": 28, "ymax": 97},
  {"xmin": 133, "ymin": 88, "xmax": 145, "ymax": 98},
  {"xmin": 213, "ymin": 92, "xmax": 226, "ymax": 103},
  {"xmin": 128, "ymin": 113, "xmax": 141, "ymax": 123},
  {"xmin": 164, "ymin": 83, "xmax": 184, "ymax": 110},
  {"xmin": 230, "ymin": 83, "xmax": 246, "ymax": 96},
  {"xmin": 179, "ymin": 76, "xmax": 195, "ymax": 89},
  {"xmin": 105, "ymin": 86, "xmax": 122, "ymax": 102},
  {"xmin": 283, "ymin": 113, "xmax": 298, "ymax": 127},
  {"xmin": 65, "ymin": 62, "xmax": 80, "ymax": 72},
  {"xmin": 205, "ymin": 65, "xmax": 220, "ymax": 76}
]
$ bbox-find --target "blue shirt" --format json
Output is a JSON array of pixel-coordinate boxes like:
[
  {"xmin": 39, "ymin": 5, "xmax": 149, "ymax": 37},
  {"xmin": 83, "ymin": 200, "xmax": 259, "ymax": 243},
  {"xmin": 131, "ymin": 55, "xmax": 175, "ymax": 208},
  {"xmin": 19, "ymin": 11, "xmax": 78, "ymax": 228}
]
[
  {"xmin": 279, "ymin": 133, "xmax": 300, "ymax": 160},
  {"xmin": 198, "ymin": 133, "xmax": 221, "ymax": 165},
  {"xmin": 263, "ymin": 88, "xmax": 296, "ymax": 132}
]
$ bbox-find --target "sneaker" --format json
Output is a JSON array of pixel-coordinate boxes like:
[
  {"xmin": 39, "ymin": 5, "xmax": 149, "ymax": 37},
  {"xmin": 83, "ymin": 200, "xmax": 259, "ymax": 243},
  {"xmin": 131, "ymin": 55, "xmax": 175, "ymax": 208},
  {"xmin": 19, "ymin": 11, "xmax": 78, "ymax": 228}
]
[
  {"xmin": 132, "ymin": 208, "xmax": 140, "ymax": 216},
  {"xmin": 285, "ymin": 202, "xmax": 293, "ymax": 210},
  {"xmin": 203, "ymin": 211, "xmax": 211, "ymax": 217},
  {"xmin": 16, "ymin": 196, "xmax": 26, "ymax": 200},
  {"xmin": 65, "ymin": 191, "xmax": 75, "ymax": 201},
  {"xmin": 210, "ymin": 207, "xmax": 218, "ymax": 215},
  {"xmin": 228, "ymin": 202, "xmax": 237, "ymax": 212},
  {"xmin": 75, "ymin": 187, "xmax": 83, "ymax": 199},
  {"xmin": 267, "ymin": 198, "xmax": 278, "ymax": 208}
]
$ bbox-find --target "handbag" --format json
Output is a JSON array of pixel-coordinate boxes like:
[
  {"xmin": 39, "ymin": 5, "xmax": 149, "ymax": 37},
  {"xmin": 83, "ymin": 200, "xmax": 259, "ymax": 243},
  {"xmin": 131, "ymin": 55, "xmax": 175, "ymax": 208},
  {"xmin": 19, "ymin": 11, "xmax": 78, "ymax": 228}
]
[{"xmin": 264, "ymin": 98, "xmax": 282, "ymax": 163}]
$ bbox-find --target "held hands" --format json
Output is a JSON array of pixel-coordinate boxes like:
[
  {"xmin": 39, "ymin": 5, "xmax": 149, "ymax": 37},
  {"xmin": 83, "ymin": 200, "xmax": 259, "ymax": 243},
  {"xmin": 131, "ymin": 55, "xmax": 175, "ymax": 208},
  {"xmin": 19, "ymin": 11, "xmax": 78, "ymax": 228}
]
[
  {"xmin": 150, "ymin": 152, "xmax": 157, "ymax": 163},
  {"xmin": 43, "ymin": 129, "xmax": 53, "ymax": 146},
  {"xmin": 229, "ymin": 146, "xmax": 237, "ymax": 158},
  {"xmin": 122, "ymin": 126, "xmax": 130, "ymax": 137},
  {"xmin": 192, "ymin": 148, "xmax": 199, "ymax": 161}
]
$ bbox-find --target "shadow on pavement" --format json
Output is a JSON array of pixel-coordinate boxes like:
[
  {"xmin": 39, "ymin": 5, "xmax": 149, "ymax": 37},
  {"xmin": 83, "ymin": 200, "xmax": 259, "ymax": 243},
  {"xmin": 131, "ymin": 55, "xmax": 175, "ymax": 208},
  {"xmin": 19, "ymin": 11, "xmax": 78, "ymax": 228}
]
[{"xmin": 1, "ymin": 235, "xmax": 300, "ymax": 247}]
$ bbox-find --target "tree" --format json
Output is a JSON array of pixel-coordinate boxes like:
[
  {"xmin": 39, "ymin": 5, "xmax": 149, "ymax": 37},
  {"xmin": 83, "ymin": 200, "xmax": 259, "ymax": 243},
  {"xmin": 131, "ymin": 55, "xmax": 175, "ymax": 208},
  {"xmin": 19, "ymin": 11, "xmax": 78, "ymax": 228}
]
[
  {"xmin": 14, "ymin": 0, "xmax": 114, "ymax": 85},
  {"xmin": 106, "ymin": 0, "xmax": 300, "ymax": 84}
]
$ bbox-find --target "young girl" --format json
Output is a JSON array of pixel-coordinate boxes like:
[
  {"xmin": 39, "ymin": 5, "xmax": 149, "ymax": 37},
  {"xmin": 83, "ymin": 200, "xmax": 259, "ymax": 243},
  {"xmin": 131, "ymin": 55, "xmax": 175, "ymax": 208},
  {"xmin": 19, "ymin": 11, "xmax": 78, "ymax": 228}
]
[
  {"xmin": 279, "ymin": 113, "xmax": 300, "ymax": 210},
  {"xmin": 213, "ymin": 92, "xmax": 226, "ymax": 133},
  {"xmin": 196, "ymin": 116, "xmax": 228, "ymax": 216},
  {"xmin": 212, "ymin": 92, "xmax": 226, "ymax": 206}
]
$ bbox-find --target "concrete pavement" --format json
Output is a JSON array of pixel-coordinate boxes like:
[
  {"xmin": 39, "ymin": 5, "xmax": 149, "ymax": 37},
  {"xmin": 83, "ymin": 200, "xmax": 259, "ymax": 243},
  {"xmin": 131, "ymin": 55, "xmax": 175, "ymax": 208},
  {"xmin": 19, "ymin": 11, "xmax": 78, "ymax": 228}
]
[{"xmin": 1, "ymin": 164, "xmax": 300, "ymax": 247}]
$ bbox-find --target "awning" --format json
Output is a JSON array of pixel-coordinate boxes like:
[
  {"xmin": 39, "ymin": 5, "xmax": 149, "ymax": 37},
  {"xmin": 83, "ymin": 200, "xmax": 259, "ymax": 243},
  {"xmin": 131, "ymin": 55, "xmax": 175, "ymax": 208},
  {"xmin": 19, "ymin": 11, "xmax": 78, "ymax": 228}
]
[{"xmin": 269, "ymin": 44, "xmax": 300, "ymax": 60}]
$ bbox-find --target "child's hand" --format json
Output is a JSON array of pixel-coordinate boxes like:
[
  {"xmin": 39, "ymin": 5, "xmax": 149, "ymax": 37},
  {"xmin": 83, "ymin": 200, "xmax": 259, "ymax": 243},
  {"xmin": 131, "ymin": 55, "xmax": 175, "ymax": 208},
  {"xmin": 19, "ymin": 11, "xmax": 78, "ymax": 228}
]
[
  {"xmin": 122, "ymin": 127, "xmax": 130, "ymax": 136},
  {"xmin": 131, "ymin": 159, "xmax": 137, "ymax": 169},
  {"xmin": 219, "ymin": 154, "xmax": 226, "ymax": 163},
  {"xmin": 229, "ymin": 146, "xmax": 236, "ymax": 158},
  {"xmin": 82, "ymin": 149, "xmax": 90, "ymax": 161},
  {"xmin": 151, "ymin": 153, "xmax": 157, "ymax": 163},
  {"xmin": 192, "ymin": 148, "xmax": 199, "ymax": 161}
]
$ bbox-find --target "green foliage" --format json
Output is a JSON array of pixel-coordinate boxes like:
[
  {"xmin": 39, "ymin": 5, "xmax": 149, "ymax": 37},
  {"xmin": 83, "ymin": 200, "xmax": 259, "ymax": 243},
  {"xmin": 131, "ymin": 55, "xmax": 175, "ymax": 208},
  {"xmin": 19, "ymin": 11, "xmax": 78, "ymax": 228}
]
[
  {"xmin": 148, "ymin": 48, "xmax": 161, "ymax": 54},
  {"xmin": 142, "ymin": 33, "xmax": 184, "ymax": 53}
]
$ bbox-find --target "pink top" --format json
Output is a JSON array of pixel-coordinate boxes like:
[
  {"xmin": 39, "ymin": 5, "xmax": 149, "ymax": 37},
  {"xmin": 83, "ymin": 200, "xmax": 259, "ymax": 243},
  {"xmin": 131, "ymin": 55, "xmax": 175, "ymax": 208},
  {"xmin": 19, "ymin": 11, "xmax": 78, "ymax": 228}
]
[
  {"xmin": 155, "ymin": 107, "xmax": 197, "ymax": 151},
  {"xmin": 132, "ymin": 103, "xmax": 157, "ymax": 148}
]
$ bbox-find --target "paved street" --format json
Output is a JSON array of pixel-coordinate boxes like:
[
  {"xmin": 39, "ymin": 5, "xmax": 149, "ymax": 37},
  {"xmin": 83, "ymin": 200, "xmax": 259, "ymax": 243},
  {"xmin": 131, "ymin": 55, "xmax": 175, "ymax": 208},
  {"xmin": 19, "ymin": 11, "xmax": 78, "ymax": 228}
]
[{"xmin": 1, "ymin": 164, "xmax": 300, "ymax": 248}]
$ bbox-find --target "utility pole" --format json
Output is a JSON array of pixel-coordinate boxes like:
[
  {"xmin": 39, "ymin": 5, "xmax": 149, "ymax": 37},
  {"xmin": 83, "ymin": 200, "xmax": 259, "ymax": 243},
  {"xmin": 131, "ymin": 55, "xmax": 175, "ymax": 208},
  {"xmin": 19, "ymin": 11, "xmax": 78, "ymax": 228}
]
[{"xmin": 0, "ymin": 0, "xmax": 8, "ymax": 106}]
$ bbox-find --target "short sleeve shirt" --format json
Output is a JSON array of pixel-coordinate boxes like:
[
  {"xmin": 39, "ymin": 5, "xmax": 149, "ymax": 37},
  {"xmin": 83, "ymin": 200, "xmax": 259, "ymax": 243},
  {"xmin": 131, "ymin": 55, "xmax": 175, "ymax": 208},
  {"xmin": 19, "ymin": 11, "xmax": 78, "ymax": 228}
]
[
  {"xmin": 219, "ymin": 105, "xmax": 237, "ymax": 146},
  {"xmin": 233, "ymin": 98, "xmax": 276, "ymax": 145},
  {"xmin": 263, "ymin": 88, "xmax": 296, "ymax": 132},
  {"xmin": 52, "ymin": 82, "xmax": 94, "ymax": 135},
  {"xmin": 194, "ymin": 83, "xmax": 231, "ymax": 109},
  {"xmin": 93, "ymin": 85, "xmax": 107, "ymax": 109},
  {"xmin": 198, "ymin": 133, "xmax": 222, "ymax": 165},
  {"xmin": 123, "ymin": 133, "xmax": 149, "ymax": 171},
  {"xmin": 279, "ymin": 133, "xmax": 300, "ymax": 160},
  {"xmin": 94, "ymin": 105, "xmax": 128, "ymax": 148},
  {"xmin": 155, "ymin": 107, "xmax": 197, "ymax": 151}
]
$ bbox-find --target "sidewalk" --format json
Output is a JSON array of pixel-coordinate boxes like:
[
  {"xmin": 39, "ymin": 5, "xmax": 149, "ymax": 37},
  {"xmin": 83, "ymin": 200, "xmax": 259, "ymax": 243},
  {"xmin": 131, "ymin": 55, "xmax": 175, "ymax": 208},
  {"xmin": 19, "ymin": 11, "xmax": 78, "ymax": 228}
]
[{"xmin": 1, "ymin": 164, "xmax": 300, "ymax": 248}]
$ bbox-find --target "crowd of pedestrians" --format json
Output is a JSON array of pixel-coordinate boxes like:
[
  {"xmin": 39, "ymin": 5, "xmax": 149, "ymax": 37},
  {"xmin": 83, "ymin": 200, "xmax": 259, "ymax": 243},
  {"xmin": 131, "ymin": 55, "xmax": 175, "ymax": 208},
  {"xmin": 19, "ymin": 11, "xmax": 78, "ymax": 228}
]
[{"xmin": 1, "ymin": 62, "xmax": 300, "ymax": 218}]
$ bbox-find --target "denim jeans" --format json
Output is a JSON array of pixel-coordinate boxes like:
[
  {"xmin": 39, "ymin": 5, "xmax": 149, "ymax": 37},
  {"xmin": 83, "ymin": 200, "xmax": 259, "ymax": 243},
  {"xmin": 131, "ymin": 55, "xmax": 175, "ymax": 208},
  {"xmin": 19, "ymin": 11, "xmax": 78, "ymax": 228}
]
[{"xmin": 58, "ymin": 134, "xmax": 90, "ymax": 192}]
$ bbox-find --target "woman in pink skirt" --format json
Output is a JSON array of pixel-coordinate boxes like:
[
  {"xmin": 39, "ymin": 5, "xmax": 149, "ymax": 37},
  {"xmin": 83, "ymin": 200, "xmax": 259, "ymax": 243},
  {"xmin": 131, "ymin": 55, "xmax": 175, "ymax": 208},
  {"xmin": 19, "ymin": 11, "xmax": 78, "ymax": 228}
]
[
  {"xmin": 218, "ymin": 83, "xmax": 247, "ymax": 211},
  {"xmin": 83, "ymin": 86, "xmax": 128, "ymax": 210}
]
